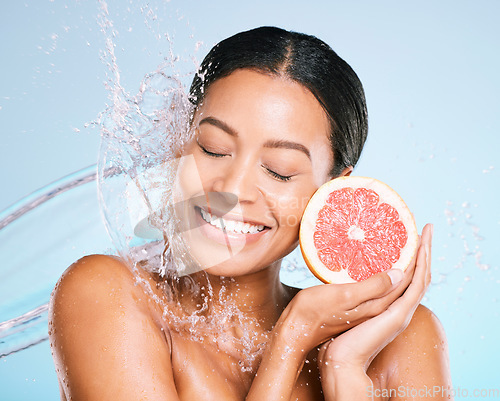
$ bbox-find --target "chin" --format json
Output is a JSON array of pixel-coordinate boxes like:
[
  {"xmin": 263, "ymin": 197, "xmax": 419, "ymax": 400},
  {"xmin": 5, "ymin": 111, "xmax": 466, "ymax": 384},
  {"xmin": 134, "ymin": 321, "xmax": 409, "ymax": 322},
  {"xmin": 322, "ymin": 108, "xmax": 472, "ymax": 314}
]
[
  {"xmin": 203, "ymin": 264, "xmax": 255, "ymax": 278},
  {"xmin": 188, "ymin": 252, "xmax": 268, "ymax": 278}
]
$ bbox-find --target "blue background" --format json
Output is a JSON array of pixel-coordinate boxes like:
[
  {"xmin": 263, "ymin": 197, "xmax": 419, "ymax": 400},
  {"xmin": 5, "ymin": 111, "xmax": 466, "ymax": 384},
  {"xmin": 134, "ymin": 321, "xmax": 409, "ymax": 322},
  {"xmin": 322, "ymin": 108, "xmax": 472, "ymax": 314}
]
[{"xmin": 1, "ymin": 0, "xmax": 499, "ymax": 399}]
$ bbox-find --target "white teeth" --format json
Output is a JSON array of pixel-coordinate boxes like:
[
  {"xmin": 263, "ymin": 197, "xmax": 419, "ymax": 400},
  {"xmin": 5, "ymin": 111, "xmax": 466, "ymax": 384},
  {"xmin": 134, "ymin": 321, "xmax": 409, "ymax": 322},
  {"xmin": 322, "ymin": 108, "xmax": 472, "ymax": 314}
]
[
  {"xmin": 225, "ymin": 220, "xmax": 236, "ymax": 232},
  {"xmin": 199, "ymin": 208, "xmax": 265, "ymax": 234},
  {"xmin": 213, "ymin": 218, "xmax": 222, "ymax": 230}
]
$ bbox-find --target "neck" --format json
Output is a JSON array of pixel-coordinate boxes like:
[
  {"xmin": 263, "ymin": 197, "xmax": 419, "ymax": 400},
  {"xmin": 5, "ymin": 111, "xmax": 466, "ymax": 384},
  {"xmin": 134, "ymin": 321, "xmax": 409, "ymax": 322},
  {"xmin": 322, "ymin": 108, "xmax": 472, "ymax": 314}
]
[{"xmin": 191, "ymin": 260, "xmax": 292, "ymax": 332}]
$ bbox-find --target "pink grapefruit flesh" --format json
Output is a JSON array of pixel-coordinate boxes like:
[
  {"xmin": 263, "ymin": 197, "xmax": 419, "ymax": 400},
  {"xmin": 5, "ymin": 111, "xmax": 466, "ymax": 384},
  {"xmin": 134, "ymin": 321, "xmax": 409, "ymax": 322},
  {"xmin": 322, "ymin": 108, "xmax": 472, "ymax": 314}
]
[{"xmin": 299, "ymin": 176, "xmax": 418, "ymax": 284}]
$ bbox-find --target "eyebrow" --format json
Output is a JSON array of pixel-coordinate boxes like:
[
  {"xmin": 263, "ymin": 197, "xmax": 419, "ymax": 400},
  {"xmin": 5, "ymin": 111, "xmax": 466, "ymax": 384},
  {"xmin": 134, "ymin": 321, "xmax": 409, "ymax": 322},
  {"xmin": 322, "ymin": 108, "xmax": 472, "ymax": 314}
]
[
  {"xmin": 199, "ymin": 117, "xmax": 238, "ymax": 137},
  {"xmin": 199, "ymin": 116, "xmax": 311, "ymax": 160},
  {"xmin": 263, "ymin": 139, "xmax": 311, "ymax": 160}
]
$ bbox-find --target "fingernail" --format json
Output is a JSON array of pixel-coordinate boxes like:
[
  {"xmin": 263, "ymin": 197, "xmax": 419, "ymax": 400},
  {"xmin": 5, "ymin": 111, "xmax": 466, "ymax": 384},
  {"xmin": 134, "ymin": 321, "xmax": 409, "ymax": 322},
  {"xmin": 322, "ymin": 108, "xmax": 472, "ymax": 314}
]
[
  {"xmin": 430, "ymin": 223, "xmax": 434, "ymax": 237},
  {"xmin": 387, "ymin": 269, "xmax": 403, "ymax": 285}
]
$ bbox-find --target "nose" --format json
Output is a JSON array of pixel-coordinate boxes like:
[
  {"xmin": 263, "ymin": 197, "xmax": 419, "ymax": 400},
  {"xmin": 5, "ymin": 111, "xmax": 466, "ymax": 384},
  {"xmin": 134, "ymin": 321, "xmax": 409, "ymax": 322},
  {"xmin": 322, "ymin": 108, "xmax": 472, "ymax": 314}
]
[{"xmin": 212, "ymin": 160, "xmax": 259, "ymax": 204}]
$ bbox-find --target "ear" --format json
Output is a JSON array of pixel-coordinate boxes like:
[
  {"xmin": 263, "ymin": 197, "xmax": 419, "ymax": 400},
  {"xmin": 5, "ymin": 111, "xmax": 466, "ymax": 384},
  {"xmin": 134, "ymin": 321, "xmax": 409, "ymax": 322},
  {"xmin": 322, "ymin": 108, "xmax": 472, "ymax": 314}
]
[{"xmin": 340, "ymin": 166, "xmax": 353, "ymax": 177}]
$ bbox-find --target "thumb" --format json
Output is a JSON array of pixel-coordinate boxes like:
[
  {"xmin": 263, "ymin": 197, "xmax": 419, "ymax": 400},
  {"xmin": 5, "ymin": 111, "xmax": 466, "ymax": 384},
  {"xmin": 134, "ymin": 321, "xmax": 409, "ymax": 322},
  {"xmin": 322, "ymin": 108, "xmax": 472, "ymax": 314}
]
[{"xmin": 351, "ymin": 268, "xmax": 403, "ymax": 302}]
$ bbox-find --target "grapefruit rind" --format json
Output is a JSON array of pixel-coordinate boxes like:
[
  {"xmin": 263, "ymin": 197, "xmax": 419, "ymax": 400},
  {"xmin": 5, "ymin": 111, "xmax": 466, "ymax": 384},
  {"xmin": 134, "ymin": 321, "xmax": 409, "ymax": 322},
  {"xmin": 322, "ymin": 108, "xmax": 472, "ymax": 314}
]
[{"xmin": 299, "ymin": 176, "xmax": 418, "ymax": 284}]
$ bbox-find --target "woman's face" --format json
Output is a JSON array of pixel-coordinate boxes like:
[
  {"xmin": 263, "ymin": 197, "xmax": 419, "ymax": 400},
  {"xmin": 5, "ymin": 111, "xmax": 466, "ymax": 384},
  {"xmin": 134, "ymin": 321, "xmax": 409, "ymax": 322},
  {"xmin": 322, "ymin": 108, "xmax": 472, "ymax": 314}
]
[{"xmin": 174, "ymin": 69, "xmax": 336, "ymax": 276}]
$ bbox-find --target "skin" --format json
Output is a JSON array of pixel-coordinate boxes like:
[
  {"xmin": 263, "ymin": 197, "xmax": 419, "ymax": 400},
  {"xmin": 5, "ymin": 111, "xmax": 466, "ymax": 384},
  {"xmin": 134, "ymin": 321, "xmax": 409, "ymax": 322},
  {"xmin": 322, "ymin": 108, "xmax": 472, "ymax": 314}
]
[{"xmin": 49, "ymin": 70, "xmax": 452, "ymax": 400}]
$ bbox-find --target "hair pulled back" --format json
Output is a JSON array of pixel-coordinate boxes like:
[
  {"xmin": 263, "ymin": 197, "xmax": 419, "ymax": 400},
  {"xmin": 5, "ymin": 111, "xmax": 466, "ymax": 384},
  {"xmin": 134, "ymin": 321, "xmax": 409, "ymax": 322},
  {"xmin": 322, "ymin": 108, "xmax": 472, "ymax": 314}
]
[{"xmin": 189, "ymin": 26, "xmax": 368, "ymax": 177}]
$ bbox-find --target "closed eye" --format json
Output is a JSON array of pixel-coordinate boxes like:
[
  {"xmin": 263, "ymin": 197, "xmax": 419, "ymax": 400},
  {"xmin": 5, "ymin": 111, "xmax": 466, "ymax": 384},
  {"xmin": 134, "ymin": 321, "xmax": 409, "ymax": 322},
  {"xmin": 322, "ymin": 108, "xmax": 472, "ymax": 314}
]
[
  {"xmin": 264, "ymin": 166, "xmax": 293, "ymax": 182},
  {"xmin": 197, "ymin": 141, "xmax": 228, "ymax": 158}
]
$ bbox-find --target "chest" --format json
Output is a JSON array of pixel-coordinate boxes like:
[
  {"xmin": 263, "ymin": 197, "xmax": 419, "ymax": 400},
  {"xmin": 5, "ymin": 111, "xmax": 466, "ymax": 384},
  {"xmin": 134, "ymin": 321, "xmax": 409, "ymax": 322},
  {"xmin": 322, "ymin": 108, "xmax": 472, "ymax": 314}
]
[{"xmin": 169, "ymin": 332, "xmax": 324, "ymax": 401}]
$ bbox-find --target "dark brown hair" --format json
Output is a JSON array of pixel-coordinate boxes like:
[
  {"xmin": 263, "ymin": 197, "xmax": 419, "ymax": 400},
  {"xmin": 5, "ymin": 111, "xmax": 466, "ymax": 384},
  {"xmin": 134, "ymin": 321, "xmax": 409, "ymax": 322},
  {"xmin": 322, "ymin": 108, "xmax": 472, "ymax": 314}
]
[{"xmin": 189, "ymin": 26, "xmax": 368, "ymax": 177}]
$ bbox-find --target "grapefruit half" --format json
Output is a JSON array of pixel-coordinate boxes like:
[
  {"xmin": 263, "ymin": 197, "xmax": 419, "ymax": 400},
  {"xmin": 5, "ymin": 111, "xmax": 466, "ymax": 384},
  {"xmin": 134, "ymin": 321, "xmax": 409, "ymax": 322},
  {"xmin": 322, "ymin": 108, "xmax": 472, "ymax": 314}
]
[{"xmin": 299, "ymin": 176, "xmax": 418, "ymax": 284}]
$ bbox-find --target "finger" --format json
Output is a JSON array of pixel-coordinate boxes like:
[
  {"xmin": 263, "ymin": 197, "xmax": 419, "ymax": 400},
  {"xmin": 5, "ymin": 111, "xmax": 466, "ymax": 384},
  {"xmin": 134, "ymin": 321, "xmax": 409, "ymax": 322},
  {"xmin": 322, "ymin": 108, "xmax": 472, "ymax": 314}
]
[
  {"xmin": 390, "ymin": 230, "xmax": 431, "ymax": 313},
  {"xmin": 413, "ymin": 224, "xmax": 432, "ymax": 288},
  {"xmin": 348, "ymin": 272, "xmax": 410, "ymax": 319},
  {"xmin": 337, "ymin": 267, "xmax": 403, "ymax": 309},
  {"xmin": 351, "ymin": 271, "xmax": 411, "ymax": 317},
  {"xmin": 424, "ymin": 223, "xmax": 433, "ymax": 286}
]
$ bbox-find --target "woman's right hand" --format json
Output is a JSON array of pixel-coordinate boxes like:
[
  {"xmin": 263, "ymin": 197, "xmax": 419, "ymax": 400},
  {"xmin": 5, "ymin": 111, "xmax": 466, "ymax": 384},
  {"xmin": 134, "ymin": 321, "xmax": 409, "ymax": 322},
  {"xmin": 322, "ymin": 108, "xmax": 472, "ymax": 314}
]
[
  {"xmin": 274, "ymin": 251, "xmax": 417, "ymax": 356},
  {"xmin": 246, "ymin": 251, "xmax": 417, "ymax": 400}
]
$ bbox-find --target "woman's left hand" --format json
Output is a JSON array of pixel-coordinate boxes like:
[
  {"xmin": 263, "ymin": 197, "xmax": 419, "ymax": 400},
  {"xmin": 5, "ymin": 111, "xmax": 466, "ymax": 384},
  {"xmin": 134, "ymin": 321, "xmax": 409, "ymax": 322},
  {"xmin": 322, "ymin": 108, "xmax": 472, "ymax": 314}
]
[{"xmin": 318, "ymin": 223, "xmax": 433, "ymax": 400}]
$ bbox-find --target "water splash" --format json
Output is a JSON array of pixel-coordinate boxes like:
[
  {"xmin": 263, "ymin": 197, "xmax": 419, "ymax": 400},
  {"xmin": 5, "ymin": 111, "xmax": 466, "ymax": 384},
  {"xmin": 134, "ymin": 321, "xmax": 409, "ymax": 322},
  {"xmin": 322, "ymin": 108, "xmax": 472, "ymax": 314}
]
[
  {"xmin": 442, "ymin": 200, "xmax": 490, "ymax": 271},
  {"xmin": 94, "ymin": 0, "xmax": 269, "ymax": 371}
]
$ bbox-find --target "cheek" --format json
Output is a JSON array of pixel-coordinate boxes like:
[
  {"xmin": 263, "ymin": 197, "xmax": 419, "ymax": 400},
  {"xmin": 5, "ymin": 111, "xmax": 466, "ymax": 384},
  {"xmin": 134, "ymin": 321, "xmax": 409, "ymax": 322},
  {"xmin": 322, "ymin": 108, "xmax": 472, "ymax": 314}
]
[
  {"xmin": 266, "ymin": 185, "xmax": 318, "ymax": 228},
  {"xmin": 177, "ymin": 141, "xmax": 219, "ymax": 196}
]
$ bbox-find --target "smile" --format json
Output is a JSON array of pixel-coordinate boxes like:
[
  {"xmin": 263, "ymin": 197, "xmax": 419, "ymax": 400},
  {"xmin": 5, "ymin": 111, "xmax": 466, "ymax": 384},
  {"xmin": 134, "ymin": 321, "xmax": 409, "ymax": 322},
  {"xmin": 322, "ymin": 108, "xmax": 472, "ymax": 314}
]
[{"xmin": 198, "ymin": 207, "xmax": 267, "ymax": 235}]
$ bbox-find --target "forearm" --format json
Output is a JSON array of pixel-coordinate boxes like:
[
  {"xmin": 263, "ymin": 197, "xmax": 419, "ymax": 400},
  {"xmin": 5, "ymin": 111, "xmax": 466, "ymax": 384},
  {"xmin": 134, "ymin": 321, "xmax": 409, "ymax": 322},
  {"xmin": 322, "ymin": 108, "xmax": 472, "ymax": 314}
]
[
  {"xmin": 246, "ymin": 328, "xmax": 306, "ymax": 401},
  {"xmin": 321, "ymin": 366, "xmax": 373, "ymax": 401}
]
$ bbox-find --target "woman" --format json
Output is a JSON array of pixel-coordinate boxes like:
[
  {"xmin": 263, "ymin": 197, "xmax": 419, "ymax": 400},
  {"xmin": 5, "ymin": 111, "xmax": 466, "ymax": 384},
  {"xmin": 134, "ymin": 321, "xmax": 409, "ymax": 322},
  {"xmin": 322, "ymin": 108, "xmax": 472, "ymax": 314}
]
[{"xmin": 49, "ymin": 27, "xmax": 451, "ymax": 400}]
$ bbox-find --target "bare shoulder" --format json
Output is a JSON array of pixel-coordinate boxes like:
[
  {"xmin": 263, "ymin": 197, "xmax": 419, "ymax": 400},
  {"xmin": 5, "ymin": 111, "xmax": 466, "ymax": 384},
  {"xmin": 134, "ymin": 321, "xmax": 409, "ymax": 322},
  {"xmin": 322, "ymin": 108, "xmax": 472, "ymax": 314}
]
[
  {"xmin": 51, "ymin": 254, "xmax": 135, "ymax": 299},
  {"xmin": 387, "ymin": 304, "xmax": 447, "ymax": 346},
  {"xmin": 50, "ymin": 254, "xmax": 169, "ymax": 322},
  {"xmin": 369, "ymin": 304, "xmax": 452, "ymax": 398},
  {"xmin": 49, "ymin": 255, "xmax": 178, "ymax": 400},
  {"xmin": 50, "ymin": 255, "xmax": 156, "ymax": 329},
  {"xmin": 388, "ymin": 304, "xmax": 448, "ymax": 357}
]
